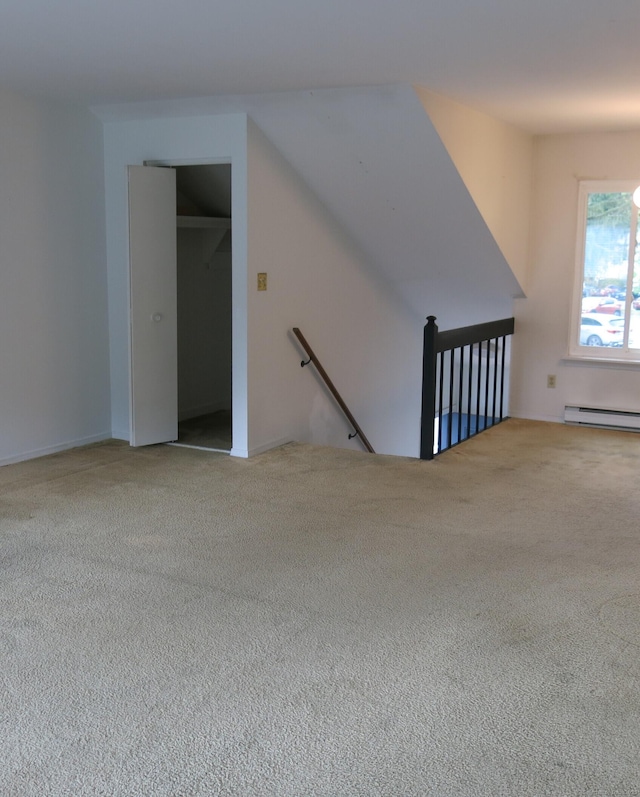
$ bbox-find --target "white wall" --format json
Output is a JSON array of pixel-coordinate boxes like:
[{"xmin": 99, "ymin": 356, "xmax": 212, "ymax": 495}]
[
  {"xmin": 0, "ymin": 89, "xmax": 110, "ymax": 465},
  {"xmin": 510, "ymin": 131, "xmax": 640, "ymax": 422},
  {"xmin": 100, "ymin": 94, "xmax": 524, "ymax": 460},
  {"xmin": 417, "ymin": 87, "xmax": 533, "ymax": 294},
  {"xmin": 102, "ymin": 110, "xmax": 428, "ymax": 459},
  {"xmin": 96, "ymin": 87, "xmax": 523, "ymax": 330},
  {"xmin": 246, "ymin": 122, "xmax": 423, "ymax": 457},
  {"xmin": 101, "ymin": 113, "xmax": 249, "ymax": 454}
]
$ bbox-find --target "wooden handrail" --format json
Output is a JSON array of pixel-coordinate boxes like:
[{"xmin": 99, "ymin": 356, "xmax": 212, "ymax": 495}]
[
  {"xmin": 436, "ymin": 317, "xmax": 515, "ymax": 353},
  {"xmin": 292, "ymin": 328, "xmax": 375, "ymax": 454}
]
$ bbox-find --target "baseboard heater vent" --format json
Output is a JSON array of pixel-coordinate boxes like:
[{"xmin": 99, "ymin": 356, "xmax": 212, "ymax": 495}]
[{"xmin": 564, "ymin": 405, "xmax": 640, "ymax": 432}]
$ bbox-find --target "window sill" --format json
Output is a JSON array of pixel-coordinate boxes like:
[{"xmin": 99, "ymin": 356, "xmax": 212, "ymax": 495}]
[{"xmin": 562, "ymin": 354, "xmax": 640, "ymax": 369}]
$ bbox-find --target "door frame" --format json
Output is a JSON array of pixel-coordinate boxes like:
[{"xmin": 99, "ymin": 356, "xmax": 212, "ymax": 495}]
[
  {"xmin": 127, "ymin": 156, "xmax": 247, "ymax": 456},
  {"xmin": 103, "ymin": 113, "xmax": 250, "ymax": 454}
]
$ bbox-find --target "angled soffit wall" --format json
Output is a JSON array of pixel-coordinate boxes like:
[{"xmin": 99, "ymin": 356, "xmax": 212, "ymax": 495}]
[
  {"xmin": 416, "ymin": 86, "xmax": 533, "ymax": 296},
  {"xmin": 96, "ymin": 85, "xmax": 525, "ymax": 327}
]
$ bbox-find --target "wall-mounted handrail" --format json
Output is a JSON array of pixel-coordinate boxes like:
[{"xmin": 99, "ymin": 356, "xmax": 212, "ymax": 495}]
[
  {"xmin": 292, "ymin": 328, "xmax": 375, "ymax": 453},
  {"xmin": 421, "ymin": 315, "xmax": 515, "ymax": 460}
]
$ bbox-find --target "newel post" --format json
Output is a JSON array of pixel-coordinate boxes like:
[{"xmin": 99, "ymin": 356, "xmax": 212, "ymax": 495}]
[{"xmin": 420, "ymin": 315, "xmax": 438, "ymax": 460}]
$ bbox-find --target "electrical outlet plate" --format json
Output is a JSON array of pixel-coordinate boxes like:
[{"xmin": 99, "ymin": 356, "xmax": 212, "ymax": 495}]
[
  {"xmin": 257, "ymin": 272, "xmax": 267, "ymax": 291},
  {"xmin": 547, "ymin": 374, "xmax": 556, "ymax": 388}
]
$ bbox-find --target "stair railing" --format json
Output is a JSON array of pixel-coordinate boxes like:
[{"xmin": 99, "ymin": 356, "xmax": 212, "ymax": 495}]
[
  {"xmin": 292, "ymin": 328, "xmax": 375, "ymax": 453},
  {"xmin": 420, "ymin": 315, "xmax": 515, "ymax": 459}
]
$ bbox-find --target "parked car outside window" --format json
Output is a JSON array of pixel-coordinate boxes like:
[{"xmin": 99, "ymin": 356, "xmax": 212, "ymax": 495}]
[
  {"xmin": 587, "ymin": 298, "xmax": 623, "ymax": 315},
  {"xmin": 609, "ymin": 317, "xmax": 640, "ymax": 348},
  {"xmin": 580, "ymin": 314, "xmax": 624, "ymax": 346}
]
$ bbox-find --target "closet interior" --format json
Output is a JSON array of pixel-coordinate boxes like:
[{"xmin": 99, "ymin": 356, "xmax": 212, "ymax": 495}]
[{"xmin": 175, "ymin": 164, "xmax": 232, "ymax": 451}]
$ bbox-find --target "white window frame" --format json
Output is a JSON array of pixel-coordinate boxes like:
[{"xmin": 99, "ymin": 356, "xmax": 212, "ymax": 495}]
[{"xmin": 570, "ymin": 179, "xmax": 640, "ymax": 362}]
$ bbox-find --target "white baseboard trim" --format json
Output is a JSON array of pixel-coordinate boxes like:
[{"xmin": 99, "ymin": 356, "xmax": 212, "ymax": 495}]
[
  {"xmin": 0, "ymin": 431, "xmax": 113, "ymax": 467},
  {"xmin": 231, "ymin": 436, "xmax": 293, "ymax": 459},
  {"xmin": 564, "ymin": 404, "xmax": 640, "ymax": 431},
  {"xmin": 507, "ymin": 410, "xmax": 563, "ymax": 424}
]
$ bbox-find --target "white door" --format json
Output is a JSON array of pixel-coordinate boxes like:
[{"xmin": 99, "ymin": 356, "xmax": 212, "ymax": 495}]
[{"xmin": 128, "ymin": 165, "xmax": 178, "ymax": 446}]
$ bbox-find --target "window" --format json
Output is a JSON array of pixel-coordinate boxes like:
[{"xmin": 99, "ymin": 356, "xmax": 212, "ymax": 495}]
[{"xmin": 571, "ymin": 180, "xmax": 640, "ymax": 360}]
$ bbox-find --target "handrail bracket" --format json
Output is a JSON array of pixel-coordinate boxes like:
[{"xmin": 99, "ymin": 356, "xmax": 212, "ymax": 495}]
[{"xmin": 292, "ymin": 328, "xmax": 375, "ymax": 454}]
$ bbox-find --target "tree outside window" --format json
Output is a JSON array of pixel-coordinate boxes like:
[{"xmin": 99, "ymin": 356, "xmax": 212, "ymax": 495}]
[{"xmin": 572, "ymin": 181, "xmax": 640, "ymax": 357}]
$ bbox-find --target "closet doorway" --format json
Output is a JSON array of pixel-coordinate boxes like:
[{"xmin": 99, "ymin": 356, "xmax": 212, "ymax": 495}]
[
  {"xmin": 174, "ymin": 164, "xmax": 232, "ymax": 452},
  {"xmin": 128, "ymin": 162, "xmax": 232, "ymax": 452}
]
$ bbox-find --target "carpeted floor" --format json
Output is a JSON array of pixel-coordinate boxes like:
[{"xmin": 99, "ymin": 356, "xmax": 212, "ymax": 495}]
[{"xmin": 1, "ymin": 419, "xmax": 639, "ymax": 795}]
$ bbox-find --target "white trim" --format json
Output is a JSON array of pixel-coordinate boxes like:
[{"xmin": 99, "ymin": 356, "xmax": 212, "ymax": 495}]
[
  {"xmin": 570, "ymin": 179, "xmax": 640, "ymax": 362},
  {"xmin": 0, "ymin": 432, "xmax": 112, "ymax": 467},
  {"xmin": 126, "ymin": 155, "xmax": 243, "ymax": 453},
  {"xmin": 508, "ymin": 410, "xmax": 563, "ymax": 424},
  {"xmin": 568, "ymin": 181, "xmax": 590, "ymax": 357},
  {"xmin": 231, "ymin": 436, "xmax": 293, "ymax": 459},
  {"xmin": 564, "ymin": 404, "xmax": 640, "ymax": 432},
  {"xmin": 565, "ymin": 349, "xmax": 640, "ymax": 364},
  {"xmin": 144, "ymin": 158, "xmax": 232, "ymax": 167},
  {"xmin": 102, "ymin": 113, "xmax": 249, "ymax": 458},
  {"xmin": 230, "ymin": 447, "xmax": 250, "ymax": 458},
  {"xmin": 561, "ymin": 355, "xmax": 640, "ymax": 370}
]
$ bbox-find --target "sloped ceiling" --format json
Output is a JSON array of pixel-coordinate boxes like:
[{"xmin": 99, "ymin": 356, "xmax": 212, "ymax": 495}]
[
  {"xmin": 242, "ymin": 87, "xmax": 525, "ymax": 327},
  {"xmin": 176, "ymin": 165, "xmax": 231, "ymax": 218},
  {"xmin": 98, "ymin": 86, "xmax": 523, "ymax": 327},
  {"xmin": 416, "ymin": 87, "xmax": 534, "ymax": 293},
  {"xmin": 176, "ymin": 164, "xmax": 232, "ymax": 253}
]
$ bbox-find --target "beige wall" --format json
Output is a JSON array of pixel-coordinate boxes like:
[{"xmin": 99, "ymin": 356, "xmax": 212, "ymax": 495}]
[
  {"xmin": 416, "ymin": 87, "xmax": 533, "ymax": 295},
  {"xmin": 510, "ymin": 131, "xmax": 640, "ymax": 422}
]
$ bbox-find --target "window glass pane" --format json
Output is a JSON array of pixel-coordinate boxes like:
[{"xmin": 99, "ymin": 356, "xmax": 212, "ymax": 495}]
[
  {"xmin": 631, "ymin": 219, "xmax": 640, "ymax": 348},
  {"xmin": 581, "ymin": 192, "xmax": 632, "ymax": 348}
]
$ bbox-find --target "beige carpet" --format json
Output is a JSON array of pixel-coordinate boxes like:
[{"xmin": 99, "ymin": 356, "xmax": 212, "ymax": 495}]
[{"xmin": 1, "ymin": 419, "xmax": 640, "ymax": 795}]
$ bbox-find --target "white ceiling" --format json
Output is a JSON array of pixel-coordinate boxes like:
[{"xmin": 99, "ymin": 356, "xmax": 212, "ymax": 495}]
[{"xmin": 3, "ymin": 0, "xmax": 640, "ymax": 133}]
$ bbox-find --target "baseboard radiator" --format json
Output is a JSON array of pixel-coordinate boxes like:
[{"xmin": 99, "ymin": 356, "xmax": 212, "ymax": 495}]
[{"xmin": 564, "ymin": 405, "xmax": 640, "ymax": 432}]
